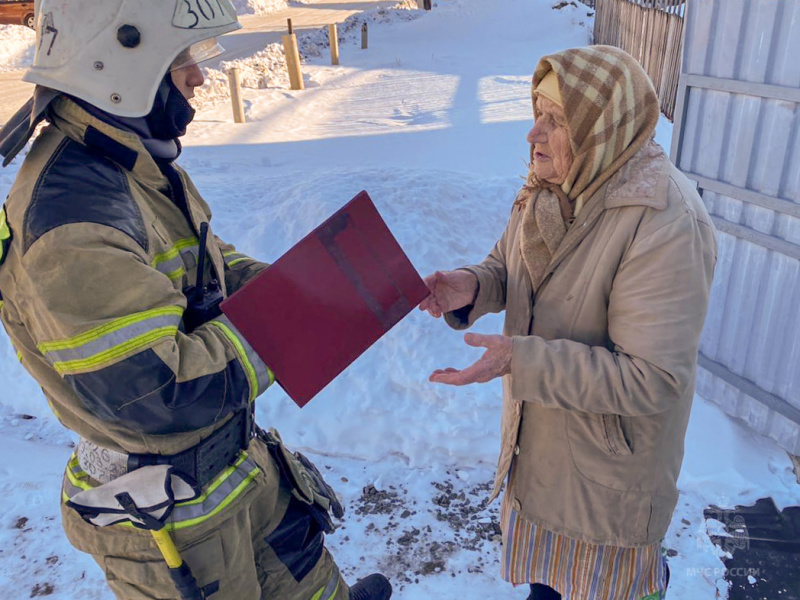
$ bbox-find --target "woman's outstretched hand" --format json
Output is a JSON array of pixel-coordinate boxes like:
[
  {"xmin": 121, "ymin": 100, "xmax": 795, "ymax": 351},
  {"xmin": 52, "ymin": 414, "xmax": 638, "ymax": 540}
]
[
  {"xmin": 419, "ymin": 270, "xmax": 479, "ymax": 318},
  {"xmin": 429, "ymin": 333, "xmax": 512, "ymax": 385}
]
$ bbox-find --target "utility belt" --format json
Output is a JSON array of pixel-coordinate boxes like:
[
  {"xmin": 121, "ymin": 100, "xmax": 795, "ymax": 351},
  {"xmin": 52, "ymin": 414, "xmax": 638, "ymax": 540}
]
[
  {"xmin": 73, "ymin": 411, "xmax": 343, "ymax": 527},
  {"xmin": 77, "ymin": 407, "xmax": 252, "ymax": 489},
  {"xmin": 127, "ymin": 408, "xmax": 252, "ymax": 489},
  {"xmin": 67, "ymin": 416, "xmax": 344, "ymax": 600}
]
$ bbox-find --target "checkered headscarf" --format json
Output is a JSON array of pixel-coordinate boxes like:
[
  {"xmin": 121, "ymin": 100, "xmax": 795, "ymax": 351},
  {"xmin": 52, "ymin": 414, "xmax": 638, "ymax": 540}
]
[
  {"xmin": 533, "ymin": 45, "xmax": 661, "ymax": 205},
  {"xmin": 517, "ymin": 46, "xmax": 661, "ymax": 290}
]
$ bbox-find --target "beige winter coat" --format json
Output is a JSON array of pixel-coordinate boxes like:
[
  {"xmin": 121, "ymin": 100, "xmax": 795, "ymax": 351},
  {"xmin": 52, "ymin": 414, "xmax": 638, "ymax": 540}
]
[{"xmin": 446, "ymin": 143, "xmax": 717, "ymax": 547}]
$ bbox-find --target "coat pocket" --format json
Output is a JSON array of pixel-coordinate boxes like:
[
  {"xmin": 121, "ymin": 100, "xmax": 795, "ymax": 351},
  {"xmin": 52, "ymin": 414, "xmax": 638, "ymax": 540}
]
[
  {"xmin": 567, "ymin": 412, "xmax": 639, "ymax": 491},
  {"xmin": 601, "ymin": 414, "xmax": 633, "ymax": 456}
]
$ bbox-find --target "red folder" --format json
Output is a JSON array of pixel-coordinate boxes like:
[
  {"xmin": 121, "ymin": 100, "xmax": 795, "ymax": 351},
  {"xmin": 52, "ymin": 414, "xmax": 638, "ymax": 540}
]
[{"xmin": 220, "ymin": 191, "xmax": 430, "ymax": 407}]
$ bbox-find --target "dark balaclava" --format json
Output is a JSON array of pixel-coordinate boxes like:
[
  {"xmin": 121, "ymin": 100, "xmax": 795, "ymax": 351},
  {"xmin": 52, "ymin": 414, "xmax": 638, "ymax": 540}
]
[{"xmin": 146, "ymin": 73, "xmax": 196, "ymax": 140}]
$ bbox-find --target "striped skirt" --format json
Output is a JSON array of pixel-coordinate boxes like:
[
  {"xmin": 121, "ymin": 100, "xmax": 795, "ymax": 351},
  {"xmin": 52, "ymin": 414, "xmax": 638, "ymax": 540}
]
[{"xmin": 500, "ymin": 490, "xmax": 668, "ymax": 600}]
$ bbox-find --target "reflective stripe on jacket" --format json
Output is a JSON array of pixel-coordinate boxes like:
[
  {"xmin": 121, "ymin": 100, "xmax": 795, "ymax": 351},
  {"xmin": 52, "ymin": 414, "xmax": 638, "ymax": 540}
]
[
  {"xmin": 62, "ymin": 451, "xmax": 262, "ymax": 531},
  {"xmin": 0, "ymin": 97, "xmax": 273, "ymax": 456}
]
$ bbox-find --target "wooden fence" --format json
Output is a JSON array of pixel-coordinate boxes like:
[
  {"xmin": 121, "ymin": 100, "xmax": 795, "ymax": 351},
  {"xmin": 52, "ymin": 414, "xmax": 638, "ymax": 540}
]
[{"xmin": 593, "ymin": 0, "xmax": 685, "ymax": 120}]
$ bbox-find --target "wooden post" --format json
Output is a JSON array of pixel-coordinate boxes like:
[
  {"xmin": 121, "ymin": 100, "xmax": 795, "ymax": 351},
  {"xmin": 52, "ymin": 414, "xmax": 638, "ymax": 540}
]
[
  {"xmin": 282, "ymin": 33, "xmax": 304, "ymax": 90},
  {"xmin": 287, "ymin": 18, "xmax": 293, "ymax": 34},
  {"xmin": 361, "ymin": 22, "xmax": 368, "ymax": 50},
  {"xmin": 328, "ymin": 23, "xmax": 339, "ymax": 65},
  {"xmin": 227, "ymin": 67, "xmax": 245, "ymax": 123}
]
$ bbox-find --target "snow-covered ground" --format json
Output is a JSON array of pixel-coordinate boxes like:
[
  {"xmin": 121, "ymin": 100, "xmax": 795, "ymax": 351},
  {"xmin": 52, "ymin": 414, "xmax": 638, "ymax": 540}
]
[
  {"xmin": 1, "ymin": 0, "xmax": 798, "ymax": 599},
  {"xmin": 0, "ymin": 25, "xmax": 35, "ymax": 71},
  {"xmin": 233, "ymin": 0, "xmax": 289, "ymax": 14}
]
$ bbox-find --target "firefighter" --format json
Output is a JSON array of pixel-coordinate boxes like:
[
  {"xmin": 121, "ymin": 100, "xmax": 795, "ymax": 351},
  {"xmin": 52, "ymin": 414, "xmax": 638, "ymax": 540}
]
[{"xmin": 0, "ymin": 1, "xmax": 391, "ymax": 599}]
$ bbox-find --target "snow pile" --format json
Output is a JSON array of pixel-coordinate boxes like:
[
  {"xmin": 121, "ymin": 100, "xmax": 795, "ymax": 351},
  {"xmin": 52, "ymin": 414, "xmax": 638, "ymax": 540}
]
[
  {"xmin": 195, "ymin": 0, "xmax": 421, "ymax": 108},
  {"xmin": 300, "ymin": 0, "xmax": 421, "ymax": 59},
  {"xmin": 231, "ymin": 0, "xmax": 289, "ymax": 14},
  {"xmin": 550, "ymin": 0, "xmax": 594, "ymax": 35},
  {"xmin": 0, "ymin": 25, "xmax": 35, "ymax": 72},
  {"xmin": 194, "ymin": 45, "xmax": 291, "ymax": 108}
]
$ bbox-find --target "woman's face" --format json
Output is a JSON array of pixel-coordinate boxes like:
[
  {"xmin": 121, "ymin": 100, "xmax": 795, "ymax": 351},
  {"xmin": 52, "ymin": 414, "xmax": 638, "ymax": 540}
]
[{"xmin": 527, "ymin": 95, "xmax": 574, "ymax": 185}]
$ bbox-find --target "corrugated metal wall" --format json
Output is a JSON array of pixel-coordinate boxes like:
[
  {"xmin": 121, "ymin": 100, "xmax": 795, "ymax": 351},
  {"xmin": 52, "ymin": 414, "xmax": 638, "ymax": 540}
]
[{"xmin": 672, "ymin": 0, "xmax": 800, "ymax": 454}]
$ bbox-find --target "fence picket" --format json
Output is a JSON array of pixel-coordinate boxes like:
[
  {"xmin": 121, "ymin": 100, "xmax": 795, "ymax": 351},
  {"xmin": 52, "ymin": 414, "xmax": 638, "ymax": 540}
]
[{"xmin": 592, "ymin": 0, "xmax": 684, "ymax": 120}]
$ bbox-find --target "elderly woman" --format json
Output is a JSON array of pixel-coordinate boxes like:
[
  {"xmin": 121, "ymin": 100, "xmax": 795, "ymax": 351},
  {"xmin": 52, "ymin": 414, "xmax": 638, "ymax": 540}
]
[{"xmin": 420, "ymin": 46, "xmax": 716, "ymax": 600}]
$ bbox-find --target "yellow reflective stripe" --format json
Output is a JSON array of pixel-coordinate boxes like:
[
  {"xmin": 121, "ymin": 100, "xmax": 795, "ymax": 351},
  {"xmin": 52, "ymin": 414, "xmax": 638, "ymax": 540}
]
[
  {"xmin": 65, "ymin": 456, "xmax": 92, "ymax": 491},
  {"xmin": 38, "ymin": 306, "xmax": 184, "ymax": 353},
  {"xmin": 222, "ymin": 250, "xmax": 251, "ymax": 268},
  {"xmin": 64, "ymin": 472, "xmax": 92, "ymax": 492},
  {"xmin": 151, "ymin": 237, "xmax": 198, "ymax": 268},
  {"xmin": 51, "ymin": 325, "xmax": 178, "ymax": 376},
  {"xmin": 311, "ymin": 572, "xmax": 340, "ymax": 600},
  {"xmin": 176, "ymin": 452, "xmax": 247, "ymax": 507},
  {"xmin": 0, "ymin": 206, "xmax": 11, "ymax": 265},
  {"xmin": 208, "ymin": 320, "xmax": 258, "ymax": 401},
  {"xmin": 166, "ymin": 466, "xmax": 260, "ymax": 531},
  {"xmin": 46, "ymin": 398, "xmax": 61, "ymax": 420},
  {"xmin": 165, "ymin": 266, "xmax": 186, "ymax": 281},
  {"xmin": 67, "ymin": 454, "xmax": 88, "ymax": 479},
  {"xmin": 0, "ymin": 206, "xmax": 10, "ymax": 240},
  {"xmin": 311, "ymin": 586, "xmax": 326, "ymax": 600},
  {"xmin": 61, "ymin": 451, "xmax": 260, "ymax": 531}
]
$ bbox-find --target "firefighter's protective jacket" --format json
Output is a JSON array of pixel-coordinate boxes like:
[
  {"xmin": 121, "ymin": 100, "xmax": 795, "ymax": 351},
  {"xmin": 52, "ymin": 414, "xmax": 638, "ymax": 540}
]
[{"xmin": 0, "ymin": 97, "xmax": 274, "ymax": 456}]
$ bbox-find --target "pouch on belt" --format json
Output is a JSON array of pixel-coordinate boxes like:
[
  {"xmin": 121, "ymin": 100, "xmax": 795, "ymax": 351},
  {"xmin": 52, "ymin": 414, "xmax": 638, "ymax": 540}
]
[
  {"xmin": 65, "ymin": 466, "xmax": 219, "ymax": 600},
  {"xmin": 257, "ymin": 427, "xmax": 344, "ymax": 533},
  {"xmin": 66, "ymin": 464, "xmax": 200, "ymax": 527}
]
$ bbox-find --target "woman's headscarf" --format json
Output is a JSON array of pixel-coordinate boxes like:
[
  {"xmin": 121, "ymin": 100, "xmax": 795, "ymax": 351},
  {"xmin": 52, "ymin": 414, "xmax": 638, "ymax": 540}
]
[{"xmin": 518, "ymin": 45, "xmax": 662, "ymax": 290}]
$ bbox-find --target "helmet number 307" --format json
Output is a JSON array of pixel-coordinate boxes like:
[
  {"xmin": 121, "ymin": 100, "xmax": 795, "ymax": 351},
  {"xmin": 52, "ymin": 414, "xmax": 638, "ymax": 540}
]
[{"xmin": 173, "ymin": 0, "xmax": 237, "ymax": 29}]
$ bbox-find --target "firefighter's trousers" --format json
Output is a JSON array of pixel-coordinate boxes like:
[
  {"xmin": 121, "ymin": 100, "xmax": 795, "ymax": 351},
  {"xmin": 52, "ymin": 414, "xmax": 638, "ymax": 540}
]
[{"xmin": 61, "ymin": 438, "xmax": 349, "ymax": 600}]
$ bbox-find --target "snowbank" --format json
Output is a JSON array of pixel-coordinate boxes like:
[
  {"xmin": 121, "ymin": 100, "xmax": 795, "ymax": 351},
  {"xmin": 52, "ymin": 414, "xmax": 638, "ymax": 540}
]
[
  {"xmin": 195, "ymin": 45, "xmax": 291, "ymax": 107},
  {"xmin": 231, "ymin": 0, "xmax": 289, "ymax": 14},
  {"xmin": 0, "ymin": 25, "xmax": 35, "ymax": 71},
  {"xmin": 195, "ymin": 0, "xmax": 421, "ymax": 109}
]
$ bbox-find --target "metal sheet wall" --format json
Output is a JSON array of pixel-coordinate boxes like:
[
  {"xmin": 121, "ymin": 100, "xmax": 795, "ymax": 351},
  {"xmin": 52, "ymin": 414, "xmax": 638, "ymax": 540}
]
[{"xmin": 673, "ymin": 0, "xmax": 800, "ymax": 454}]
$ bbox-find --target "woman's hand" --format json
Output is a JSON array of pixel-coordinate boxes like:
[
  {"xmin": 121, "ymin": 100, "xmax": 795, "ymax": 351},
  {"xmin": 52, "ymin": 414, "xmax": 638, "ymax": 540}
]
[
  {"xmin": 429, "ymin": 333, "xmax": 512, "ymax": 385},
  {"xmin": 419, "ymin": 270, "xmax": 478, "ymax": 318}
]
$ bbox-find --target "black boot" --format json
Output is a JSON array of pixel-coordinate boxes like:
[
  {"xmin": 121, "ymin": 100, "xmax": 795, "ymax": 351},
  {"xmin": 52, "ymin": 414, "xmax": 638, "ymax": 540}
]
[
  {"xmin": 526, "ymin": 583, "xmax": 562, "ymax": 600},
  {"xmin": 350, "ymin": 573, "xmax": 392, "ymax": 600}
]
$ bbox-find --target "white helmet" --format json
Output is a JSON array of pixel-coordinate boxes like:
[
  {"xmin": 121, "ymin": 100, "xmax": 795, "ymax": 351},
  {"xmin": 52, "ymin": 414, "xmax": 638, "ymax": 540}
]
[{"xmin": 24, "ymin": 0, "xmax": 241, "ymax": 117}]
